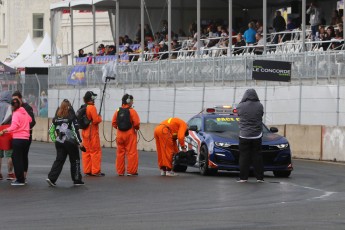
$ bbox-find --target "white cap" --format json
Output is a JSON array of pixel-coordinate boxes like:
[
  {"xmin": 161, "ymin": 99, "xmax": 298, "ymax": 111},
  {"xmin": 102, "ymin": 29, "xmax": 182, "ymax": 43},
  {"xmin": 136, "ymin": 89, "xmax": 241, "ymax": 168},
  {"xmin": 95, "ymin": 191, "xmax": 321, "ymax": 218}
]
[{"xmin": 125, "ymin": 43, "xmax": 130, "ymax": 47}]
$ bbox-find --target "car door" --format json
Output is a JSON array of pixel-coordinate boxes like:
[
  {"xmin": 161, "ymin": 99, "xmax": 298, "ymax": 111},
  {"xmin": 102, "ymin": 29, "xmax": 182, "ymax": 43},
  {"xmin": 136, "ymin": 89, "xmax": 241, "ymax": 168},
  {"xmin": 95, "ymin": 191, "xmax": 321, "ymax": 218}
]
[{"xmin": 186, "ymin": 117, "xmax": 203, "ymax": 160}]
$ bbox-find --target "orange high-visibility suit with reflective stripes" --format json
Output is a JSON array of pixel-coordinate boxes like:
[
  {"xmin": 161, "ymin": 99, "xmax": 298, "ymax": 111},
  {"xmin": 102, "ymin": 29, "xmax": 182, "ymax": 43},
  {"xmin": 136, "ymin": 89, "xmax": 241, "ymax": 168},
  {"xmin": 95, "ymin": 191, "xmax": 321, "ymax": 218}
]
[
  {"xmin": 154, "ymin": 117, "xmax": 188, "ymax": 170},
  {"xmin": 112, "ymin": 104, "xmax": 140, "ymax": 175},
  {"xmin": 82, "ymin": 103, "xmax": 103, "ymax": 175}
]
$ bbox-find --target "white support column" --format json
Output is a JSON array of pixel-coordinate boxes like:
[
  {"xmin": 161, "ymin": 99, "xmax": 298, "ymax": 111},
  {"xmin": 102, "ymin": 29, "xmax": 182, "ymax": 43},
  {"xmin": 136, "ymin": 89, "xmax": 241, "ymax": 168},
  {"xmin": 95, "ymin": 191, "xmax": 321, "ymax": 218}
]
[
  {"xmin": 70, "ymin": 8, "xmax": 74, "ymax": 65},
  {"xmin": 141, "ymin": 0, "xmax": 145, "ymax": 60},
  {"xmin": 116, "ymin": 0, "xmax": 120, "ymax": 56},
  {"xmin": 93, "ymin": 5, "xmax": 96, "ymax": 58},
  {"xmin": 168, "ymin": 0, "xmax": 172, "ymax": 57},
  {"xmin": 263, "ymin": 0, "xmax": 267, "ymax": 54},
  {"xmin": 228, "ymin": 0, "xmax": 232, "ymax": 56},
  {"xmin": 197, "ymin": 0, "xmax": 201, "ymax": 57},
  {"xmin": 302, "ymin": 0, "xmax": 306, "ymax": 52}
]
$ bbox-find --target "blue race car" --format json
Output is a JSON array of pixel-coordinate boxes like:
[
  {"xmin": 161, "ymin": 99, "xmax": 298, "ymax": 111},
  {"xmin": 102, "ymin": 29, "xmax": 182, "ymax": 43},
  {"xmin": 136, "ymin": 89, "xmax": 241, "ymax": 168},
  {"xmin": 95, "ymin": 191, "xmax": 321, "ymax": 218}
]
[{"xmin": 173, "ymin": 106, "xmax": 293, "ymax": 177}]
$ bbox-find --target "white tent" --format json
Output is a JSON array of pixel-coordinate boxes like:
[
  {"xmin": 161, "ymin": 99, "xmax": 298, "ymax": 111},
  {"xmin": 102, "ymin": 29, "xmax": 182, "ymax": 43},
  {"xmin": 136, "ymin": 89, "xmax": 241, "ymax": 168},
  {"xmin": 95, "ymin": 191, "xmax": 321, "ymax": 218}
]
[
  {"xmin": 17, "ymin": 33, "xmax": 62, "ymax": 68},
  {"xmin": 4, "ymin": 34, "xmax": 37, "ymax": 68}
]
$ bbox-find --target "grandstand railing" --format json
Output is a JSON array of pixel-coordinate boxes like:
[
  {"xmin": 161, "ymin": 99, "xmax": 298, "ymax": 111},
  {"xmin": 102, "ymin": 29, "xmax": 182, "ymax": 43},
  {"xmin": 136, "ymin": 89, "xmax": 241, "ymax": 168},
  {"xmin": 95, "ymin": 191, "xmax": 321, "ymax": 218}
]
[{"xmin": 49, "ymin": 48, "xmax": 345, "ymax": 89}]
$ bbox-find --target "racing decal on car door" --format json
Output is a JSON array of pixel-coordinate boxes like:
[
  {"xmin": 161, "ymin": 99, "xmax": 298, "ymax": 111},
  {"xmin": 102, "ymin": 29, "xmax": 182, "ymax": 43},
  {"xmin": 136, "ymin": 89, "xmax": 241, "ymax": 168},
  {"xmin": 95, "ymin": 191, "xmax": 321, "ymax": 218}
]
[{"xmin": 185, "ymin": 131, "xmax": 201, "ymax": 155}]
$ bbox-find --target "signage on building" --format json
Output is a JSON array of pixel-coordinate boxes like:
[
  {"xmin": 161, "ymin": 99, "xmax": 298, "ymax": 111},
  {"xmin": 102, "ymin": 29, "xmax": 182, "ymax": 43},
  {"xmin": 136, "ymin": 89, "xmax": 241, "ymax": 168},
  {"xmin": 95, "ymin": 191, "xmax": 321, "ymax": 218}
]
[{"xmin": 252, "ymin": 60, "xmax": 291, "ymax": 82}]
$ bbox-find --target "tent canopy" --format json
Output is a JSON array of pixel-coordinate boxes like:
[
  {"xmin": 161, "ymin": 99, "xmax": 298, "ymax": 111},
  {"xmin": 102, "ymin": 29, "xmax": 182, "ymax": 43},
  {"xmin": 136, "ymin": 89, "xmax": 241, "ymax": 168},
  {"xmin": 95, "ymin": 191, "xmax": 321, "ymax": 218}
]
[{"xmin": 4, "ymin": 34, "xmax": 37, "ymax": 67}]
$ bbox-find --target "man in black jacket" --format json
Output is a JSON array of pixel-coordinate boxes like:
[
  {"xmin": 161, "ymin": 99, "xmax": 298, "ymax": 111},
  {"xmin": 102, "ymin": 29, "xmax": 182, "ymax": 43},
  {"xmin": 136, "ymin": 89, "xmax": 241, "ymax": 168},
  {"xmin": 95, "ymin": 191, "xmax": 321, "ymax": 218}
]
[
  {"xmin": 236, "ymin": 89, "xmax": 264, "ymax": 183},
  {"xmin": 12, "ymin": 91, "xmax": 36, "ymax": 181}
]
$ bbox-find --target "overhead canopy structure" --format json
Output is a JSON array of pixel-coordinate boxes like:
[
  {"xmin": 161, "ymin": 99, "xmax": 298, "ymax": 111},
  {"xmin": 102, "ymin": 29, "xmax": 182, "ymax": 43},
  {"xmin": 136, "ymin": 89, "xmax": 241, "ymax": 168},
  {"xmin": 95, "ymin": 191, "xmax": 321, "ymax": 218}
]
[
  {"xmin": 4, "ymin": 34, "xmax": 37, "ymax": 68},
  {"xmin": 50, "ymin": 0, "xmax": 344, "ymax": 65}
]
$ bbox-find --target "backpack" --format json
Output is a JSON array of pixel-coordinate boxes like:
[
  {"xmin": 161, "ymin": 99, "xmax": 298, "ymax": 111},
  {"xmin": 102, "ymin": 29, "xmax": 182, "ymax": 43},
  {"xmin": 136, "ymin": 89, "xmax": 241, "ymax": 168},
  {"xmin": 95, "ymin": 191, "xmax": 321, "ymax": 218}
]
[
  {"xmin": 76, "ymin": 104, "xmax": 91, "ymax": 130},
  {"xmin": 116, "ymin": 107, "xmax": 132, "ymax": 131}
]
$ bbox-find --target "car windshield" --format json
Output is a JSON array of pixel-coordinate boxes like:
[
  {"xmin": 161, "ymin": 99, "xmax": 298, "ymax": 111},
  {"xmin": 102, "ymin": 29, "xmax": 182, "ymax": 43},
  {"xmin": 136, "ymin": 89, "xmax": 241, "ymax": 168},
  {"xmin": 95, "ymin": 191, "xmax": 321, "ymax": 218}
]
[{"xmin": 204, "ymin": 117, "xmax": 270, "ymax": 133}]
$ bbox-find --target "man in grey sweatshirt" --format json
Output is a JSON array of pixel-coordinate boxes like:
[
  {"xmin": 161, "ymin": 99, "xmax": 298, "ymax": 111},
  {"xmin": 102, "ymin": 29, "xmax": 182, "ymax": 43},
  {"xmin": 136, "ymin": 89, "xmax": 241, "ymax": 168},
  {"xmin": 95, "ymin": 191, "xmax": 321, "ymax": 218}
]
[{"xmin": 236, "ymin": 89, "xmax": 264, "ymax": 182}]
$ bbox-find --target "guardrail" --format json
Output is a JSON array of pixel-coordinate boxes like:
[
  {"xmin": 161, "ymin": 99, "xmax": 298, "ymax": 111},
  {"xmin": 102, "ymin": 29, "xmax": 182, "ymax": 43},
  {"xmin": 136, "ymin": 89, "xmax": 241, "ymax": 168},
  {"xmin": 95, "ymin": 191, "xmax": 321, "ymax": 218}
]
[{"xmin": 49, "ymin": 50, "xmax": 345, "ymax": 88}]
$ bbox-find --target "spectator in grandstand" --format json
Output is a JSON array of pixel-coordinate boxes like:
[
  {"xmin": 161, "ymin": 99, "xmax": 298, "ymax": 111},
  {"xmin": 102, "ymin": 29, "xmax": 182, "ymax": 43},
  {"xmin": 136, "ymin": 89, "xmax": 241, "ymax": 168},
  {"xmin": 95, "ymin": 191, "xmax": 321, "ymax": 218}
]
[
  {"xmin": 243, "ymin": 22, "xmax": 257, "ymax": 45},
  {"xmin": 78, "ymin": 49, "xmax": 87, "ymax": 58},
  {"xmin": 337, "ymin": 23, "xmax": 343, "ymax": 35},
  {"xmin": 256, "ymin": 20, "xmax": 263, "ymax": 35},
  {"xmin": 97, "ymin": 44, "xmax": 105, "ymax": 56},
  {"xmin": 159, "ymin": 41, "xmax": 169, "ymax": 60},
  {"xmin": 87, "ymin": 52, "xmax": 93, "ymax": 64},
  {"xmin": 107, "ymin": 45, "xmax": 116, "ymax": 56},
  {"xmin": 332, "ymin": 30, "xmax": 344, "ymax": 50},
  {"xmin": 317, "ymin": 25, "xmax": 326, "ymax": 40},
  {"xmin": 273, "ymin": 11, "xmax": 286, "ymax": 44},
  {"xmin": 286, "ymin": 17, "xmax": 296, "ymax": 31},
  {"xmin": 331, "ymin": 10, "xmax": 342, "ymax": 25},
  {"xmin": 233, "ymin": 33, "xmax": 246, "ymax": 55},
  {"xmin": 124, "ymin": 35, "xmax": 133, "ymax": 45},
  {"xmin": 307, "ymin": 1, "xmax": 321, "ymax": 41},
  {"xmin": 189, "ymin": 22, "xmax": 197, "ymax": 37},
  {"xmin": 119, "ymin": 36, "xmax": 125, "ymax": 45},
  {"xmin": 254, "ymin": 33, "xmax": 264, "ymax": 55},
  {"xmin": 145, "ymin": 24, "xmax": 153, "ymax": 39},
  {"xmin": 322, "ymin": 26, "xmax": 336, "ymax": 50},
  {"xmin": 171, "ymin": 40, "xmax": 181, "ymax": 59},
  {"xmin": 123, "ymin": 43, "xmax": 134, "ymax": 62}
]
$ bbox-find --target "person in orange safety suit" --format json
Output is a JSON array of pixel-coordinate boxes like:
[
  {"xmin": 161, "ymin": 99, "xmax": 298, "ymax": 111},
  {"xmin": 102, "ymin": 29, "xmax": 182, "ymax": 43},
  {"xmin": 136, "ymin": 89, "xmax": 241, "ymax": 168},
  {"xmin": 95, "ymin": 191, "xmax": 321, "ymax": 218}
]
[
  {"xmin": 81, "ymin": 91, "xmax": 104, "ymax": 177},
  {"xmin": 154, "ymin": 117, "xmax": 189, "ymax": 176},
  {"xmin": 112, "ymin": 94, "xmax": 140, "ymax": 176}
]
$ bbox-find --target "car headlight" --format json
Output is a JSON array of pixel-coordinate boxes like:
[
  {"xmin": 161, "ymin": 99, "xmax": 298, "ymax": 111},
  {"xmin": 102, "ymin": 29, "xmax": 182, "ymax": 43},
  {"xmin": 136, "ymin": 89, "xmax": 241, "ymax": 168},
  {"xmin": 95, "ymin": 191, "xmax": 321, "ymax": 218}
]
[
  {"xmin": 274, "ymin": 143, "xmax": 289, "ymax": 149},
  {"xmin": 215, "ymin": 142, "xmax": 232, "ymax": 147}
]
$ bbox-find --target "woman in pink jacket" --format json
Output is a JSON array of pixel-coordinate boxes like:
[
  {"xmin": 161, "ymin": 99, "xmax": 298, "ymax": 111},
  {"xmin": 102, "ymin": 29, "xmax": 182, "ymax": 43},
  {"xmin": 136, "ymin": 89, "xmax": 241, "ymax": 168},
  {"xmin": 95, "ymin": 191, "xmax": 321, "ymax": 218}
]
[{"xmin": 0, "ymin": 98, "xmax": 32, "ymax": 186}]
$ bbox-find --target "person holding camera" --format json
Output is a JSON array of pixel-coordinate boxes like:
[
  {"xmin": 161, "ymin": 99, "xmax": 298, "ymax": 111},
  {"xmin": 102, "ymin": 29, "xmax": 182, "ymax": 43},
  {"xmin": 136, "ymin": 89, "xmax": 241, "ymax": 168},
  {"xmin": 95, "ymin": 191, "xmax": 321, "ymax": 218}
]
[
  {"xmin": 46, "ymin": 99, "xmax": 84, "ymax": 186},
  {"xmin": 154, "ymin": 117, "xmax": 189, "ymax": 176},
  {"xmin": 81, "ymin": 91, "xmax": 104, "ymax": 177},
  {"xmin": 0, "ymin": 98, "xmax": 32, "ymax": 186},
  {"xmin": 112, "ymin": 94, "xmax": 140, "ymax": 176}
]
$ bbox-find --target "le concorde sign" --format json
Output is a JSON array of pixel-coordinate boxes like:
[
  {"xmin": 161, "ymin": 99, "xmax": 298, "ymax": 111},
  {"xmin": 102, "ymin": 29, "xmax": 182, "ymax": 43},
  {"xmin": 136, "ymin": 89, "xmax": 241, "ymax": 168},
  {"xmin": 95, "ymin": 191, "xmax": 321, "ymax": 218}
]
[{"xmin": 252, "ymin": 60, "xmax": 292, "ymax": 82}]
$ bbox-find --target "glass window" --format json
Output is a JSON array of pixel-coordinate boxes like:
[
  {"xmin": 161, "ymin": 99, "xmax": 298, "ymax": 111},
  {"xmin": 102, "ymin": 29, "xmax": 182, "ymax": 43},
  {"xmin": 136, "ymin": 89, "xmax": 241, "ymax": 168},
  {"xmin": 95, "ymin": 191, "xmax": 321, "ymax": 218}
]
[
  {"xmin": 188, "ymin": 117, "xmax": 202, "ymax": 131},
  {"xmin": 33, "ymin": 14, "xmax": 44, "ymax": 38}
]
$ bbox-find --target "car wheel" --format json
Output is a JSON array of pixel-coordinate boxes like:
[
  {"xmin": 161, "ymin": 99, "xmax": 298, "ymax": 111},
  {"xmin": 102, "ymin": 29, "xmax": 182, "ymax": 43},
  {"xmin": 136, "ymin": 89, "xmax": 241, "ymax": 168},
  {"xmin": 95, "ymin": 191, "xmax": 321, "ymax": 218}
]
[
  {"xmin": 199, "ymin": 145, "xmax": 218, "ymax": 176},
  {"xmin": 273, "ymin": 171, "xmax": 291, "ymax": 178},
  {"xmin": 173, "ymin": 165, "xmax": 187, "ymax": 172}
]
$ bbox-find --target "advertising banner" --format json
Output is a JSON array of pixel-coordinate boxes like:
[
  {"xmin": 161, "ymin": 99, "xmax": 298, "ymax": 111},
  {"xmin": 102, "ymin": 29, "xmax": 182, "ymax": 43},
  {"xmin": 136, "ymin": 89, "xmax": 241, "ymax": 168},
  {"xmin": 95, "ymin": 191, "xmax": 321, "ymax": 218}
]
[
  {"xmin": 67, "ymin": 65, "xmax": 86, "ymax": 86},
  {"xmin": 252, "ymin": 60, "xmax": 291, "ymax": 82}
]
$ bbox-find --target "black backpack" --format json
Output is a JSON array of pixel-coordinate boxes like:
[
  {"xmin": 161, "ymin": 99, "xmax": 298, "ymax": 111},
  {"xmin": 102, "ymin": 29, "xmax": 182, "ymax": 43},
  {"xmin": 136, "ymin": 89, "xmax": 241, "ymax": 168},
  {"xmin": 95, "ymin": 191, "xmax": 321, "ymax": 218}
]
[
  {"xmin": 76, "ymin": 104, "xmax": 91, "ymax": 130},
  {"xmin": 116, "ymin": 107, "xmax": 132, "ymax": 131}
]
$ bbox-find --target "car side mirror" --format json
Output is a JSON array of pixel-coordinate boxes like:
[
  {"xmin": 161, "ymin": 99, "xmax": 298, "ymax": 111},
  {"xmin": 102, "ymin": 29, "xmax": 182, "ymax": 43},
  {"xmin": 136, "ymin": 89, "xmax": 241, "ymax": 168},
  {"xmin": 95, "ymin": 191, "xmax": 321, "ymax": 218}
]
[
  {"xmin": 270, "ymin": 127, "xmax": 278, "ymax": 133},
  {"xmin": 189, "ymin": 125, "xmax": 198, "ymax": 132}
]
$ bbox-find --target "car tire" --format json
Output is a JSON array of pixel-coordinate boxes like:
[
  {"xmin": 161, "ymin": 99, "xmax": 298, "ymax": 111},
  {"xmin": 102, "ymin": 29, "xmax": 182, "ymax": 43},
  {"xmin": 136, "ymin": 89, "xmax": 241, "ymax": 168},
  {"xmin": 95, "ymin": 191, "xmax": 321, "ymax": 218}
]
[
  {"xmin": 273, "ymin": 171, "xmax": 291, "ymax": 178},
  {"xmin": 173, "ymin": 165, "xmax": 188, "ymax": 172},
  {"xmin": 199, "ymin": 145, "xmax": 218, "ymax": 176}
]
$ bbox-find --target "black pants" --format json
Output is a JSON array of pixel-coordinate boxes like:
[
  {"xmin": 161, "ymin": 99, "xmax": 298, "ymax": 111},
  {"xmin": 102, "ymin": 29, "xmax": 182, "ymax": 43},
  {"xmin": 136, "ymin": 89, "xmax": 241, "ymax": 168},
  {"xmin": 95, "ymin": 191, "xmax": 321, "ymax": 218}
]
[
  {"xmin": 239, "ymin": 137, "xmax": 264, "ymax": 180},
  {"xmin": 12, "ymin": 139, "xmax": 30, "ymax": 183},
  {"xmin": 23, "ymin": 136, "xmax": 32, "ymax": 173},
  {"xmin": 48, "ymin": 141, "xmax": 82, "ymax": 183}
]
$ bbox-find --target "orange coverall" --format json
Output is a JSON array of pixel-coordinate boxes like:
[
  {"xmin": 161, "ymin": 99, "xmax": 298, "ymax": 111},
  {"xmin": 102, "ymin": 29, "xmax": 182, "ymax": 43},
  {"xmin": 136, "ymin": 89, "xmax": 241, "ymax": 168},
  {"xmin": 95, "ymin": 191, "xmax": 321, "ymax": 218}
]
[
  {"xmin": 81, "ymin": 103, "xmax": 103, "ymax": 175},
  {"xmin": 154, "ymin": 117, "xmax": 188, "ymax": 170},
  {"xmin": 112, "ymin": 104, "xmax": 140, "ymax": 175}
]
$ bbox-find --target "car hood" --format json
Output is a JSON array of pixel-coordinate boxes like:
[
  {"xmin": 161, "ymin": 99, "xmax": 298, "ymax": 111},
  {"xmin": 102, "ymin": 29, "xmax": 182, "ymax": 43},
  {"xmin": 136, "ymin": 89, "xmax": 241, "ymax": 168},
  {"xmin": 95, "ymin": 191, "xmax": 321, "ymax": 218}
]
[{"xmin": 208, "ymin": 131, "xmax": 287, "ymax": 144}]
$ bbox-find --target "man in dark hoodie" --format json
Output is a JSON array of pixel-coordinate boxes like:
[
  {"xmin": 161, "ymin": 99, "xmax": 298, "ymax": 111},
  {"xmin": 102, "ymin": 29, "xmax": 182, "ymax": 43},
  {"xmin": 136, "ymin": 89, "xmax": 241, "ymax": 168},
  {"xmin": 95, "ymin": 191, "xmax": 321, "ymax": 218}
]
[
  {"xmin": 0, "ymin": 91, "xmax": 15, "ymax": 180},
  {"xmin": 236, "ymin": 89, "xmax": 264, "ymax": 183}
]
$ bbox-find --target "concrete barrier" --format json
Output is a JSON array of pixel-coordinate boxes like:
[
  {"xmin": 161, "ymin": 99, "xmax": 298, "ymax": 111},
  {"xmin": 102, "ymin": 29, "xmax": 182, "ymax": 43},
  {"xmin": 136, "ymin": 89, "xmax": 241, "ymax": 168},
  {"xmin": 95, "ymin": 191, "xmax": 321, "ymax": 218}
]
[
  {"xmin": 285, "ymin": 124, "xmax": 322, "ymax": 160},
  {"xmin": 33, "ymin": 118, "xmax": 345, "ymax": 163},
  {"xmin": 322, "ymin": 126, "xmax": 345, "ymax": 162}
]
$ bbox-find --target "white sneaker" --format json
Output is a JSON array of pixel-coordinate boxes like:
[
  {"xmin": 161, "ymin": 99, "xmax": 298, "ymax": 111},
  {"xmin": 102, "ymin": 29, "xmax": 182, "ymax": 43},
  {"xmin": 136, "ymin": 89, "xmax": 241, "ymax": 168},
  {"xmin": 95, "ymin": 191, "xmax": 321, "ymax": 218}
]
[
  {"xmin": 166, "ymin": 171, "xmax": 178, "ymax": 177},
  {"xmin": 160, "ymin": 170, "xmax": 166, "ymax": 176}
]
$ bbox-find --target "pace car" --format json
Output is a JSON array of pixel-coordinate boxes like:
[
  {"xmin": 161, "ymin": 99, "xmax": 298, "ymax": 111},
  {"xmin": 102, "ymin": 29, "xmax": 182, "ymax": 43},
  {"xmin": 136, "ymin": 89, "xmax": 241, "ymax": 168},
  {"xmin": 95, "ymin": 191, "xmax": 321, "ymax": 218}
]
[{"xmin": 173, "ymin": 106, "xmax": 293, "ymax": 177}]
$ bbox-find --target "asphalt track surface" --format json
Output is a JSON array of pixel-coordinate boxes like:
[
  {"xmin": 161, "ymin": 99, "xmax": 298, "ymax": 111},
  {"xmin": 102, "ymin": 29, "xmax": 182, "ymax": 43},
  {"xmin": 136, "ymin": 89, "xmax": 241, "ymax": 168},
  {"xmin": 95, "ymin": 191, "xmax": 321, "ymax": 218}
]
[{"xmin": 1, "ymin": 142, "xmax": 345, "ymax": 230}]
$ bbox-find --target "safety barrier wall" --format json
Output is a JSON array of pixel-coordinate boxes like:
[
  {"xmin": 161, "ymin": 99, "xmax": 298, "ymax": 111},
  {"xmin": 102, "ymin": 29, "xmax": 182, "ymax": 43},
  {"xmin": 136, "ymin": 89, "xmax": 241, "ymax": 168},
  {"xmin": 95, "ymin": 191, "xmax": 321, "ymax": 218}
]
[{"xmin": 32, "ymin": 119, "xmax": 345, "ymax": 163}]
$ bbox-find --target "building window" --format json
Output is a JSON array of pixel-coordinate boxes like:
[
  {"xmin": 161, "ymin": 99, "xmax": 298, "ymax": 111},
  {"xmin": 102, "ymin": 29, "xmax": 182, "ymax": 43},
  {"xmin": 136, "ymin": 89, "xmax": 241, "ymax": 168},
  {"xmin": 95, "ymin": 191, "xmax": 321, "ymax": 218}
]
[{"xmin": 33, "ymin": 14, "xmax": 44, "ymax": 38}]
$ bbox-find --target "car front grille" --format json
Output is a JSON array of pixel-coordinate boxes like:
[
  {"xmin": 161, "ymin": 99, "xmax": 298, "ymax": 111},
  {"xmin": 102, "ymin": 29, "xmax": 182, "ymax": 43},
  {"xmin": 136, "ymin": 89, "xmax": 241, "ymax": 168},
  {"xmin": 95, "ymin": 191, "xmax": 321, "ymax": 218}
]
[{"xmin": 214, "ymin": 145, "xmax": 290, "ymax": 166}]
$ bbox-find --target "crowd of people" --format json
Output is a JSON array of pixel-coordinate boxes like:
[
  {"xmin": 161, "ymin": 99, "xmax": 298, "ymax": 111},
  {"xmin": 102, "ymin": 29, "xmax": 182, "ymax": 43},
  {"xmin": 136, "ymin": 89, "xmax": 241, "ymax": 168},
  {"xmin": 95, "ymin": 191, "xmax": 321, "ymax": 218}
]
[
  {"xmin": 76, "ymin": 3, "xmax": 345, "ymax": 63},
  {"xmin": 0, "ymin": 88, "xmax": 266, "ymax": 186}
]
